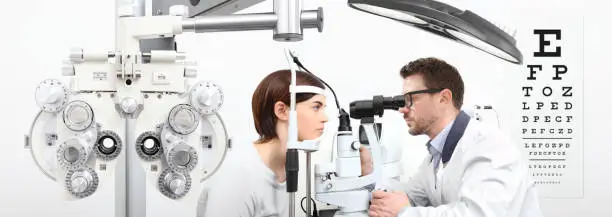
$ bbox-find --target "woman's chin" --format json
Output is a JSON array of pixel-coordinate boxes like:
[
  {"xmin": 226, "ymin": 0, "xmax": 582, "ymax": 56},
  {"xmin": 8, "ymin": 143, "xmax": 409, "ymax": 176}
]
[{"xmin": 303, "ymin": 136, "xmax": 319, "ymax": 141}]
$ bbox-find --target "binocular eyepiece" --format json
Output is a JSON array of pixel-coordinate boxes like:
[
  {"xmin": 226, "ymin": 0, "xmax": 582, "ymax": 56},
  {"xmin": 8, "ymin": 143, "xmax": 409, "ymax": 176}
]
[{"xmin": 349, "ymin": 95, "xmax": 404, "ymax": 119}]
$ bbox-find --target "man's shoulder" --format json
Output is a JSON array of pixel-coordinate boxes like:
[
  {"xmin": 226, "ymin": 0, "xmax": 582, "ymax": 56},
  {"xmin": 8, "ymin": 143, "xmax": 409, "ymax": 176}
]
[
  {"xmin": 463, "ymin": 120, "xmax": 513, "ymax": 143},
  {"xmin": 458, "ymin": 121, "xmax": 520, "ymax": 157}
]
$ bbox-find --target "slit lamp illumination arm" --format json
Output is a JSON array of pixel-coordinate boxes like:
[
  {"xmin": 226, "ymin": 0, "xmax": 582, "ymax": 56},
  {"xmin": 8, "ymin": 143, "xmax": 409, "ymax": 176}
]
[
  {"xmin": 147, "ymin": 0, "xmax": 324, "ymax": 39},
  {"xmin": 117, "ymin": 0, "xmax": 323, "ymax": 54}
]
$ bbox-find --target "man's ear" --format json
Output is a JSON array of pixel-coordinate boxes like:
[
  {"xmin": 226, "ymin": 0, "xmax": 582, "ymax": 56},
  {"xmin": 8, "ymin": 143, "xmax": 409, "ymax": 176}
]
[
  {"xmin": 274, "ymin": 101, "xmax": 289, "ymax": 121},
  {"xmin": 440, "ymin": 89, "xmax": 453, "ymax": 105}
]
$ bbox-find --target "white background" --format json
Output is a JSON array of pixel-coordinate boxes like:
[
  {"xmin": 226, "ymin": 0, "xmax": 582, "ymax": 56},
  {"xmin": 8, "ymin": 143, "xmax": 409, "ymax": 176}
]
[{"xmin": 0, "ymin": 0, "xmax": 610, "ymax": 216}]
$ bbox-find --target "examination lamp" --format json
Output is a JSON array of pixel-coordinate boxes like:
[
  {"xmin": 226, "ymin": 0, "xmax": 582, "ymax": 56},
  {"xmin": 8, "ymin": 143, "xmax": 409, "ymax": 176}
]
[{"xmin": 348, "ymin": 0, "xmax": 523, "ymax": 64}]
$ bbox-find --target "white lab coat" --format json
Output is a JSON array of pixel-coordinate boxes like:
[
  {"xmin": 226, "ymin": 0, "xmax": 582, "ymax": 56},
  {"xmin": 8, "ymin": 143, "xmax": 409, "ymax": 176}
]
[{"xmin": 398, "ymin": 117, "xmax": 543, "ymax": 217}]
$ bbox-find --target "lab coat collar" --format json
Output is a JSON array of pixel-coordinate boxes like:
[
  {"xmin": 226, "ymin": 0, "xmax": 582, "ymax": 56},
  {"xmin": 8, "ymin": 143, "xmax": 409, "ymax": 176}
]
[
  {"xmin": 440, "ymin": 110, "xmax": 471, "ymax": 164},
  {"xmin": 428, "ymin": 119, "xmax": 455, "ymax": 155}
]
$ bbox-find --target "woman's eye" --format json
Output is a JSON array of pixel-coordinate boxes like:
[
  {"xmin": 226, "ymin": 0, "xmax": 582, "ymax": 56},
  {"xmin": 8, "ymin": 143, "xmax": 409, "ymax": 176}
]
[{"xmin": 313, "ymin": 105, "xmax": 321, "ymax": 110}]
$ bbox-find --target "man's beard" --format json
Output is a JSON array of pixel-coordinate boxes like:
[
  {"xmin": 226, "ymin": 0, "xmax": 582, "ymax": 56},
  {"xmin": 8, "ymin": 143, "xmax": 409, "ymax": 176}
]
[{"xmin": 407, "ymin": 115, "xmax": 436, "ymax": 136}]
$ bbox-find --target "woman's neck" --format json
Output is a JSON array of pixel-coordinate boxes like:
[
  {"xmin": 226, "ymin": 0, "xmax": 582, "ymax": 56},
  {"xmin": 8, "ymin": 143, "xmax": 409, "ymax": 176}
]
[{"xmin": 254, "ymin": 138, "xmax": 286, "ymax": 183}]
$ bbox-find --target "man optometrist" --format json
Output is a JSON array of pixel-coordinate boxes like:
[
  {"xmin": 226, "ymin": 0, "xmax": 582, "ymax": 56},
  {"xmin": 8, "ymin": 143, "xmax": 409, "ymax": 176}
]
[{"xmin": 365, "ymin": 57, "xmax": 543, "ymax": 217}]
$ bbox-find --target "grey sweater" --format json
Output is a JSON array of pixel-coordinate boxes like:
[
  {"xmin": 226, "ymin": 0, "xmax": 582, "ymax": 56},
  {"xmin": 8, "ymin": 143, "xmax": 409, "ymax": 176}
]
[{"xmin": 196, "ymin": 144, "xmax": 289, "ymax": 217}]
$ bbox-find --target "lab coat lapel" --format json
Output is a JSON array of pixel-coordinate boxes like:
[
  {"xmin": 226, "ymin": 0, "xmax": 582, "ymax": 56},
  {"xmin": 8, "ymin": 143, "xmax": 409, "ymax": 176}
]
[
  {"xmin": 440, "ymin": 111, "xmax": 471, "ymax": 165},
  {"xmin": 429, "ymin": 111, "xmax": 471, "ymax": 205}
]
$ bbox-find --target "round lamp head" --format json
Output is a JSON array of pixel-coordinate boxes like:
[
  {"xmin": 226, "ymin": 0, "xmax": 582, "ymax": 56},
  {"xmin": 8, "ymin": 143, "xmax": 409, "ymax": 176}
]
[{"xmin": 348, "ymin": 0, "xmax": 523, "ymax": 64}]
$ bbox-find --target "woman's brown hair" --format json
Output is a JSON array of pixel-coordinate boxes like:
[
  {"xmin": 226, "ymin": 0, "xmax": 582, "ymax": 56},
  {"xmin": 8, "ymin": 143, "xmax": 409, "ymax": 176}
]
[{"xmin": 251, "ymin": 69, "xmax": 325, "ymax": 144}]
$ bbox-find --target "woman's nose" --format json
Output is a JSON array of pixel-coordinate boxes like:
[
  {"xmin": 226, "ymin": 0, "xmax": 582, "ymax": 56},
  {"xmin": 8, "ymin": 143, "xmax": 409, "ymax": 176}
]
[{"xmin": 322, "ymin": 113, "xmax": 329, "ymax": 122}]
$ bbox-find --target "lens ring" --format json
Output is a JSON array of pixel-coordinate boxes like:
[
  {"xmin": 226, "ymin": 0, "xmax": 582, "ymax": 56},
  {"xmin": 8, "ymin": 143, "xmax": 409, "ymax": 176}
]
[
  {"xmin": 165, "ymin": 142, "xmax": 198, "ymax": 173},
  {"xmin": 64, "ymin": 166, "xmax": 99, "ymax": 198},
  {"xmin": 168, "ymin": 104, "xmax": 200, "ymax": 135},
  {"xmin": 157, "ymin": 168, "xmax": 191, "ymax": 199},
  {"xmin": 94, "ymin": 130, "xmax": 122, "ymax": 161},
  {"xmin": 62, "ymin": 100, "xmax": 94, "ymax": 132},
  {"xmin": 135, "ymin": 131, "xmax": 162, "ymax": 161},
  {"xmin": 57, "ymin": 140, "xmax": 88, "ymax": 170}
]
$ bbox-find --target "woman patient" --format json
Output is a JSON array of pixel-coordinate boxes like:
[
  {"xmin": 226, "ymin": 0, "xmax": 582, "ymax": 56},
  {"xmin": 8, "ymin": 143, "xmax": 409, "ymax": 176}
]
[
  {"xmin": 196, "ymin": 69, "xmax": 330, "ymax": 216},
  {"xmin": 197, "ymin": 69, "xmax": 374, "ymax": 216}
]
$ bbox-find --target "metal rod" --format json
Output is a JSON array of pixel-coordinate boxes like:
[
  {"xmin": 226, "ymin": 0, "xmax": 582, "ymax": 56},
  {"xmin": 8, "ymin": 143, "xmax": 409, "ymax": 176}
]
[
  {"xmin": 182, "ymin": 13, "xmax": 277, "ymax": 33},
  {"xmin": 307, "ymin": 152, "xmax": 312, "ymax": 217},
  {"xmin": 289, "ymin": 192, "xmax": 296, "ymax": 217},
  {"xmin": 181, "ymin": 10, "xmax": 323, "ymax": 33},
  {"xmin": 133, "ymin": 0, "xmax": 145, "ymax": 17},
  {"xmin": 126, "ymin": 119, "xmax": 146, "ymax": 217},
  {"xmin": 302, "ymin": 8, "xmax": 324, "ymax": 32},
  {"xmin": 274, "ymin": 0, "xmax": 302, "ymax": 40}
]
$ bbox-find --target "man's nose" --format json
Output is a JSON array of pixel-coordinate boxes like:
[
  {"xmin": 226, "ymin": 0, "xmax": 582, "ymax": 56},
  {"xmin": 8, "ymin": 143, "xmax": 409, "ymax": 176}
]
[{"xmin": 399, "ymin": 106, "xmax": 410, "ymax": 114}]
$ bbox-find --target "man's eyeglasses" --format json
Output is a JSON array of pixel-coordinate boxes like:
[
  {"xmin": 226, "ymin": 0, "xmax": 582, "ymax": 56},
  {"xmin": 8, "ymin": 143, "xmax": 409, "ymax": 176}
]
[{"xmin": 403, "ymin": 88, "xmax": 444, "ymax": 108}]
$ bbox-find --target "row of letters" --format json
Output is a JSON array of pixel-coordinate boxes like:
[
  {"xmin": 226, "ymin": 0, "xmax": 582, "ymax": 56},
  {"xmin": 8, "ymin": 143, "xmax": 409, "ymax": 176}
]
[
  {"xmin": 528, "ymin": 151, "xmax": 567, "ymax": 156},
  {"xmin": 524, "ymin": 143, "xmax": 571, "ymax": 149},
  {"xmin": 529, "ymin": 164, "xmax": 567, "ymax": 169},
  {"xmin": 532, "ymin": 173, "xmax": 564, "ymax": 177}
]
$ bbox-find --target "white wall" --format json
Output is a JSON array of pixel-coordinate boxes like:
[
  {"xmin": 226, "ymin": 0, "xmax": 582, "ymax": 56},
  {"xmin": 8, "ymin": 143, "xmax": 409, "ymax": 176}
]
[{"xmin": 1, "ymin": 0, "xmax": 610, "ymax": 216}]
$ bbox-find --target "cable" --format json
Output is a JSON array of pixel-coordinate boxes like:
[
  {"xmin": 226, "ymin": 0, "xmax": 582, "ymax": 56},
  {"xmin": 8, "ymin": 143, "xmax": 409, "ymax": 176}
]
[
  {"xmin": 291, "ymin": 53, "xmax": 342, "ymax": 217},
  {"xmin": 289, "ymin": 54, "xmax": 341, "ymax": 110},
  {"xmin": 290, "ymin": 52, "xmax": 343, "ymax": 173},
  {"xmin": 301, "ymin": 196, "xmax": 319, "ymax": 217},
  {"xmin": 493, "ymin": 110, "xmax": 500, "ymax": 128},
  {"xmin": 481, "ymin": 105, "xmax": 501, "ymax": 128},
  {"xmin": 488, "ymin": 107, "xmax": 501, "ymax": 128}
]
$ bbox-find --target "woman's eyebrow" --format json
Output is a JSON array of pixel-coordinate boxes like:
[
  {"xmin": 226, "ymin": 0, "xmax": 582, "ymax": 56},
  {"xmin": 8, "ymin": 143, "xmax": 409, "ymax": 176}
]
[{"xmin": 312, "ymin": 101, "xmax": 324, "ymax": 106}]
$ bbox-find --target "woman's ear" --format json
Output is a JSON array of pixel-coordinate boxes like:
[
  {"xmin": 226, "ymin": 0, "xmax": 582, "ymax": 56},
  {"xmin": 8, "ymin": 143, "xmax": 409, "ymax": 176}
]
[{"xmin": 274, "ymin": 101, "xmax": 289, "ymax": 121}]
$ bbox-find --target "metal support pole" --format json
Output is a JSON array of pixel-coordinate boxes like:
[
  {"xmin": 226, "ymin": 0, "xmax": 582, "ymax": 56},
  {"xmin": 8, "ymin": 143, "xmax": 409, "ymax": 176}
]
[
  {"xmin": 307, "ymin": 152, "xmax": 312, "ymax": 217},
  {"xmin": 181, "ymin": 9, "xmax": 323, "ymax": 34}
]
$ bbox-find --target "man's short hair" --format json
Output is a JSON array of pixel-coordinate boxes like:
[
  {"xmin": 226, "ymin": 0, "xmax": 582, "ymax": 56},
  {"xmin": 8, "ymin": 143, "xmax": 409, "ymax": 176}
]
[{"xmin": 400, "ymin": 57, "xmax": 464, "ymax": 109}]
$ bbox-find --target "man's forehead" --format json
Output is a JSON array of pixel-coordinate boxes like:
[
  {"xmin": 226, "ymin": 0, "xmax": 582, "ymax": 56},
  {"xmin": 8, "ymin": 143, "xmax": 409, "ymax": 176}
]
[{"xmin": 402, "ymin": 75, "xmax": 426, "ymax": 93}]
